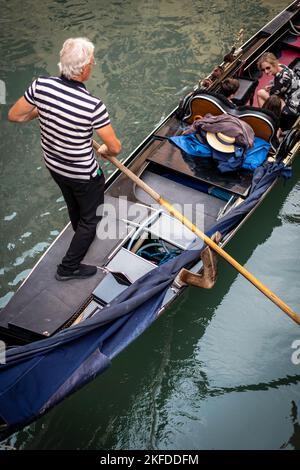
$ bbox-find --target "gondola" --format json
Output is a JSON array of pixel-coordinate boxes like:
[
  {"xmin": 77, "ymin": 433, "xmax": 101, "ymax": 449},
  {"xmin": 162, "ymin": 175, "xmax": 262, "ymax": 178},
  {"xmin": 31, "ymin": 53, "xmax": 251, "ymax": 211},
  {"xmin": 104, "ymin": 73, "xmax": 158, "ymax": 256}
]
[{"xmin": 0, "ymin": 1, "xmax": 300, "ymax": 438}]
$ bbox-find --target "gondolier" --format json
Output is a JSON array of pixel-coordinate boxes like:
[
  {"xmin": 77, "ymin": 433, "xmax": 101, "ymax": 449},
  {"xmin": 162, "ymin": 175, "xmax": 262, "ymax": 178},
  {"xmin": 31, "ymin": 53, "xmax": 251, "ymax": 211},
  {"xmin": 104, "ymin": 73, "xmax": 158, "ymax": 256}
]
[{"xmin": 8, "ymin": 37, "xmax": 121, "ymax": 280}]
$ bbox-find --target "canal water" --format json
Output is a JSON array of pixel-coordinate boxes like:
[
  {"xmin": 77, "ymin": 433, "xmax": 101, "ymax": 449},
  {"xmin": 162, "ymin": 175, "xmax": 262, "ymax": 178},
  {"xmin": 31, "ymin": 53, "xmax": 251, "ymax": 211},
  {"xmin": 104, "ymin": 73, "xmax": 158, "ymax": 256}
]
[{"xmin": 1, "ymin": 0, "xmax": 300, "ymax": 450}]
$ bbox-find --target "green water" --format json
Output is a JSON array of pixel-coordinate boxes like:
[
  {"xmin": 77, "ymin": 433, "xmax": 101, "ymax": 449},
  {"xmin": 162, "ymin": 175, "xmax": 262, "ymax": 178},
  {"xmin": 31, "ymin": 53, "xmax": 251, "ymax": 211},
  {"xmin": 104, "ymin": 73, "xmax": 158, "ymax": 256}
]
[{"xmin": 1, "ymin": 0, "xmax": 300, "ymax": 450}]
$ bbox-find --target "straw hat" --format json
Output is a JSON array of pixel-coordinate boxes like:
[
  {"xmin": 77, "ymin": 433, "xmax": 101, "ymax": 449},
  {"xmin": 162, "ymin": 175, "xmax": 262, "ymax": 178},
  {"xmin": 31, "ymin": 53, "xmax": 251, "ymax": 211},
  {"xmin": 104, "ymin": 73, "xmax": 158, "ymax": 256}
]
[{"xmin": 206, "ymin": 131, "xmax": 236, "ymax": 153}]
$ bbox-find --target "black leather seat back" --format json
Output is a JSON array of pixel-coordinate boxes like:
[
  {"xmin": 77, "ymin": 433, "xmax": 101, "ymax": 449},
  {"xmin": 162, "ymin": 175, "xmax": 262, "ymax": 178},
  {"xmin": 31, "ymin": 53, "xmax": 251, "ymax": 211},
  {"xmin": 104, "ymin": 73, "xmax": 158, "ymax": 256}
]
[
  {"xmin": 181, "ymin": 92, "xmax": 278, "ymax": 148},
  {"xmin": 182, "ymin": 93, "xmax": 235, "ymax": 124},
  {"xmin": 237, "ymin": 105, "xmax": 279, "ymax": 148}
]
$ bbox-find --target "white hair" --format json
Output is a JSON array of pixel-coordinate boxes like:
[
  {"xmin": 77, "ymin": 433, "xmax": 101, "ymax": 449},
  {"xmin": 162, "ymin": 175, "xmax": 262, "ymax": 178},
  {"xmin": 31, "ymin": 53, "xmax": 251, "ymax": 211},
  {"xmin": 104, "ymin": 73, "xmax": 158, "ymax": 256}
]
[{"xmin": 58, "ymin": 37, "xmax": 94, "ymax": 79}]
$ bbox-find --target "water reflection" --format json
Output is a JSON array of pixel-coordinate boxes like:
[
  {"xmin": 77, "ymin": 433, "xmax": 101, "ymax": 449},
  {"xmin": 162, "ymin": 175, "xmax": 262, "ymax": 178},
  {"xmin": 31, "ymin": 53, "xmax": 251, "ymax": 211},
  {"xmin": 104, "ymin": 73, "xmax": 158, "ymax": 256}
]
[{"xmin": 281, "ymin": 401, "xmax": 300, "ymax": 450}]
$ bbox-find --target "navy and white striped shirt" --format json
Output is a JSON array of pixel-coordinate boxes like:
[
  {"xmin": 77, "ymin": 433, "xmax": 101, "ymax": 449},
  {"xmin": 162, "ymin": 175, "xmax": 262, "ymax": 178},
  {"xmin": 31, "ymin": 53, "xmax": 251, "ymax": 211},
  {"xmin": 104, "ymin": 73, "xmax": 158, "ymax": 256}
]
[{"xmin": 24, "ymin": 75, "xmax": 110, "ymax": 180}]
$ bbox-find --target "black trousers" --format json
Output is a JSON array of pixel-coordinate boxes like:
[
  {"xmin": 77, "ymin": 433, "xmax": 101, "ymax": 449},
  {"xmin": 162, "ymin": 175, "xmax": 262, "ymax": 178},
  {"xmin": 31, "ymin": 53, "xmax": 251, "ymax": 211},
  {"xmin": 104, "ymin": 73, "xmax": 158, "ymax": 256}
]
[{"xmin": 50, "ymin": 170, "xmax": 105, "ymax": 270}]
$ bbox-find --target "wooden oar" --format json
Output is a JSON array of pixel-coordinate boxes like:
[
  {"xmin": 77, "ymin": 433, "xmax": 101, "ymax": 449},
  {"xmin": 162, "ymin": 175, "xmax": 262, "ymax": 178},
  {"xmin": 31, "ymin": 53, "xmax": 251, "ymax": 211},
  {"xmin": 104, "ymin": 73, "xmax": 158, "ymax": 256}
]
[{"xmin": 93, "ymin": 140, "xmax": 300, "ymax": 325}]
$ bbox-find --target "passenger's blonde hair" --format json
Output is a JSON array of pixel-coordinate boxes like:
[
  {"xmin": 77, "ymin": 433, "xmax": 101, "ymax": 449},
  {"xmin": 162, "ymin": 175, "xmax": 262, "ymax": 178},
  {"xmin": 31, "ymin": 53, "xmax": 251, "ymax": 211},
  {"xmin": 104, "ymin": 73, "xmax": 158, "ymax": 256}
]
[{"xmin": 257, "ymin": 52, "xmax": 278, "ymax": 71}]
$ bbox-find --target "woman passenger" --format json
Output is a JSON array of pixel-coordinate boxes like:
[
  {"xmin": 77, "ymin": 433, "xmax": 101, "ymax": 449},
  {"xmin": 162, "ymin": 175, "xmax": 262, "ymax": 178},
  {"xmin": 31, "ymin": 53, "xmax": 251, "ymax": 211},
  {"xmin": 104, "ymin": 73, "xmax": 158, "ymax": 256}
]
[
  {"xmin": 262, "ymin": 95, "xmax": 283, "ymax": 139},
  {"xmin": 257, "ymin": 52, "xmax": 300, "ymax": 120}
]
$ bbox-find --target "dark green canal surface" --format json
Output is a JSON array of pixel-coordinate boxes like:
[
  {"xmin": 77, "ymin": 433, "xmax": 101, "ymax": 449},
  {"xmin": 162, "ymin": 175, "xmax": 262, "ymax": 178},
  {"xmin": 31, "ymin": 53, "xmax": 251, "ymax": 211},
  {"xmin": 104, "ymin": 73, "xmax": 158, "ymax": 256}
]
[{"xmin": 1, "ymin": 0, "xmax": 300, "ymax": 450}]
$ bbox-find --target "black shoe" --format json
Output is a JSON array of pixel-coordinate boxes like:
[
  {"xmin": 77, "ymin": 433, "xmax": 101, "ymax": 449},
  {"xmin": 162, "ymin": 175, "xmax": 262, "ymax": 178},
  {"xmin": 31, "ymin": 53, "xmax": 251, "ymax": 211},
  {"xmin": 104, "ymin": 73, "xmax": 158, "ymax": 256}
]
[{"xmin": 55, "ymin": 264, "xmax": 97, "ymax": 281}]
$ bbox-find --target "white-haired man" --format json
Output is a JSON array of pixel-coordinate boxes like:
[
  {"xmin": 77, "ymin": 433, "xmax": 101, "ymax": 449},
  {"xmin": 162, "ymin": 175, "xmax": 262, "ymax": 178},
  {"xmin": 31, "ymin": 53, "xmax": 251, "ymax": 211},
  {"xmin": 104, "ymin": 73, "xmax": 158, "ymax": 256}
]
[{"xmin": 8, "ymin": 37, "xmax": 121, "ymax": 280}]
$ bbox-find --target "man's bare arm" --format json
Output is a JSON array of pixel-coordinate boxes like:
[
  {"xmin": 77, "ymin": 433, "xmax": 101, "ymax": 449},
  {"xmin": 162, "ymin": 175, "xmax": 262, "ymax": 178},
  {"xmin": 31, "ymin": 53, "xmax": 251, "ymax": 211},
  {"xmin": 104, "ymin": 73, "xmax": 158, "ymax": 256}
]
[
  {"xmin": 8, "ymin": 96, "xmax": 38, "ymax": 122},
  {"xmin": 95, "ymin": 124, "xmax": 121, "ymax": 158}
]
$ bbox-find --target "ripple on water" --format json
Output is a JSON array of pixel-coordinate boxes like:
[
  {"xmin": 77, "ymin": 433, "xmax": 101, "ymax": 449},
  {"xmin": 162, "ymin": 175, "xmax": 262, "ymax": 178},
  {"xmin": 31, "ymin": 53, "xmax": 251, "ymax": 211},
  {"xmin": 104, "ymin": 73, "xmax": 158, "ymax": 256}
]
[
  {"xmin": 8, "ymin": 269, "xmax": 31, "ymax": 287},
  {"xmin": 4, "ymin": 212, "xmax": 17, "ymax": 221},
  {"xmin": 12, "ymin": 241, "xmax": 50, "ymax": 267},
  {"xmin": 280, "ymin": 184, "xmax": 300, "ymax": 225},
  {"xmin": 0, "ymin": 291, "xmax": 14, "ymax": 308},
  {"xmin": 0, "ymin": 267, "xmax": 11, "ymax": 276},
  {"xmin": 20, "ymin": 232, "xmax": 32, "ymax": 239}
]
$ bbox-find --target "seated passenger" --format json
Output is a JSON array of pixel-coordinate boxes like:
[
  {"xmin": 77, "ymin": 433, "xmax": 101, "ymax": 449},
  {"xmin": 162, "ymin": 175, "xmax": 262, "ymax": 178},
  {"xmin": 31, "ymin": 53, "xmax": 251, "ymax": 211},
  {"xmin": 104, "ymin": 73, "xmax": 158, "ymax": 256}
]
[
  {"xmin": 219, "ymin": 78, "xmax": 240, "ymax": 103},
  {"xmin": 262, "ymin": 95, "xmax": 282, "ymax": 139},
  {"xmin": 256, "ymin": 52, "xmax": 300, "ymax": 121}
]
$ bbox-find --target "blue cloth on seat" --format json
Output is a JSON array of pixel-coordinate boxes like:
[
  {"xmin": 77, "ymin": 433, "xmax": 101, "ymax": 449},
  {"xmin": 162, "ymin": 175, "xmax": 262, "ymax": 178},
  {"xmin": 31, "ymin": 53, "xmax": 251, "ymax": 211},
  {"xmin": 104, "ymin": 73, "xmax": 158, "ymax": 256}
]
[
  {"xmin": 169, "ymin": 133, "xmax": 270, "ymax": 172},
  {"xmin": 242, "ymin": 137, "xmax": 271, "ymax": 171},
  {"xmin": 169, "ymin": 133, "xmax": 212, "ymax": 157},
  {"xmin": 212, "ymin": 145, "xmax": 244, "ymax": 172}
]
